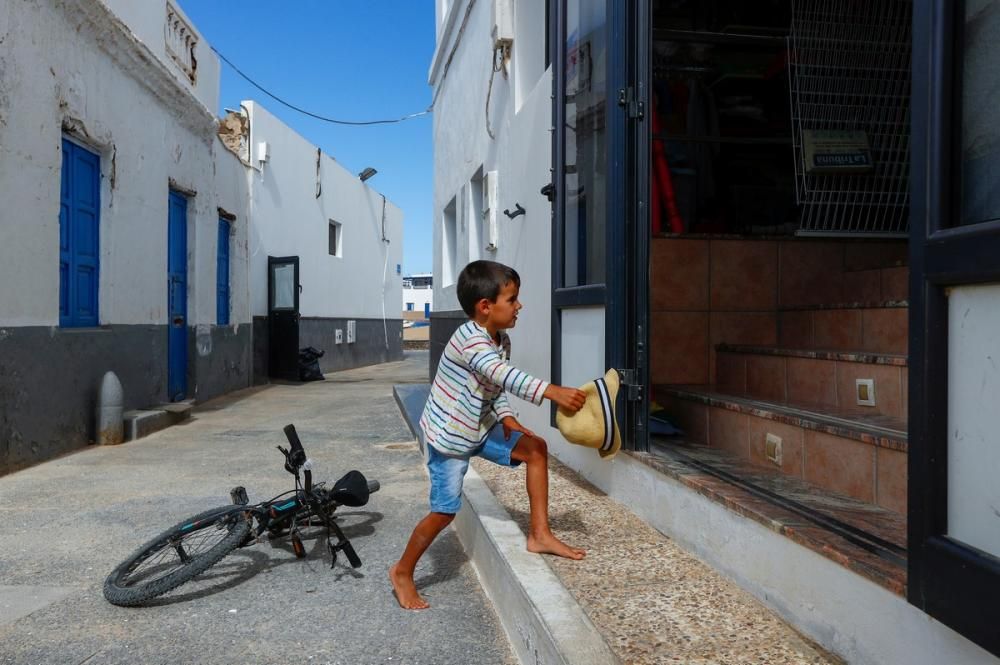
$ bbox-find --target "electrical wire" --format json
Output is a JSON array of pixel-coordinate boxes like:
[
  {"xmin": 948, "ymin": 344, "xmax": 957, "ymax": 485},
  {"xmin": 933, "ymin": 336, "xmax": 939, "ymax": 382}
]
[
  {"xmin": 212, "ymin": 0, "xmax": 476, "ymax": 126},
  {"xmin": 211, "ymin": 45, "xmax": 430, "ymax": 126},
  {"xmin": 485, "ymin": 44, "xmax": 509, "ymax": 140}
]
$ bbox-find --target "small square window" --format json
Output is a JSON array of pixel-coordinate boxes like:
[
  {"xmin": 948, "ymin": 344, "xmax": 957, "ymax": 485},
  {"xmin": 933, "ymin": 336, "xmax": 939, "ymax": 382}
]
[{"xmin": 328, "ymin": 220, "xmax": 342, "ymax": 257}]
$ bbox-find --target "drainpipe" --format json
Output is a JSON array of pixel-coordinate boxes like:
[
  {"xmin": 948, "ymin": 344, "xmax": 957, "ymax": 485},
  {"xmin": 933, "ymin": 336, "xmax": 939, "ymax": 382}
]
[{"xmin": 96, "ymin": 371, "xmax": 124, "ymax": 445}]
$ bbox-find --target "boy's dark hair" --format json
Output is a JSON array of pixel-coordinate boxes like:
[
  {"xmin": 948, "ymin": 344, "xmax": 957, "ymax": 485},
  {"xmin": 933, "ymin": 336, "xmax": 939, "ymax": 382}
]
[{"xmin": 457, "ymin": 260, "xmax": 520, "ymax": 317}]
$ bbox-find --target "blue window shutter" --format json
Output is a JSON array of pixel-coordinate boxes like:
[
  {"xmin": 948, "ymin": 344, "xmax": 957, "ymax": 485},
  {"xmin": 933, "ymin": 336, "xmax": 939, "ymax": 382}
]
[
  {"xmin": 424, "ymin": 302, "xmax": 431, "ymax": 318},
  {"xmin": 217, "ymin": 219, "xmax": 230, "ymax": 325},
  {"xmin": 59, "ymin": 139, "xmax": 100, "ymax": 327}
]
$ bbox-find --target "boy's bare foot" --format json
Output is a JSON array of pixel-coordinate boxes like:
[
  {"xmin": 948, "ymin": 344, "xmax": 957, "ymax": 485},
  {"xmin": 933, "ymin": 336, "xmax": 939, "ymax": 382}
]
[
  {"xmin": 527, "ymin": 532, "xmax": 586, "ymax": 560},
  {"xmin": 389, "ymin": 563, "xmax": 430, "ymax": 610}
]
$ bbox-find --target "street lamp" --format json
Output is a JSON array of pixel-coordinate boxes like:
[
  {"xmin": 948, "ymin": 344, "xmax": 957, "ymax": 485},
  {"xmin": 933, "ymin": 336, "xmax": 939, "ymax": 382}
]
[{"xmin": 358, "ymin": 167, "xmax": 377, "ymax": 182}]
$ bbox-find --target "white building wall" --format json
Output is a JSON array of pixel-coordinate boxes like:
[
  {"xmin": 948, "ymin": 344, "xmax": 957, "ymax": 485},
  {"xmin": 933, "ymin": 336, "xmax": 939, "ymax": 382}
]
[
  {"xmin": 99, "ymin": 0, "xmax": 221, "ymax": 114},
  {"xmin": 402, "ymin": 286, "xmax": 434, "ymax": 314},
  {"xmin": 244, "ymin": 102, "xmax": 404, "ymax": 321},
  {"xmin": 430, "ymin": 0, "xmax": 572, "ymax": 421},
  {"xmin": 0, "ymin": 0, "xmax": 248, "ymax": 329},
  {"xmin": 0, "ymin": 0, "xmax": 251, "ymax": 471}
]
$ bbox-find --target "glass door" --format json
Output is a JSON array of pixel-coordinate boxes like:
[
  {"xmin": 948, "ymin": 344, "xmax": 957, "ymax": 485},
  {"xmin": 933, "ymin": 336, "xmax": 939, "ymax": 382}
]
[
  {"xmin": 909, "ymin": 0, "xmax": 1000, "ymax": 656},
  {"xmin": 267, "ymin": 255, "xmax": 300, "ymax": 381},
  {"xmin": 551, "ymin": 0, "xmax": 648, "ymax": 448}
]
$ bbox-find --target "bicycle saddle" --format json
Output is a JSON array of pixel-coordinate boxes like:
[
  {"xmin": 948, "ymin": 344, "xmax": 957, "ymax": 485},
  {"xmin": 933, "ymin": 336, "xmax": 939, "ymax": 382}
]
[{"xmin": 331, "ymin": 470, "xmax": 370, "ymax": 507}]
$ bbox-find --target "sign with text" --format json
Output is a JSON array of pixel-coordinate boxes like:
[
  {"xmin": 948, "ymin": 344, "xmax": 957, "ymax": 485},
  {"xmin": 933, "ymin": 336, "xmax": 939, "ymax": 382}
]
[{"xmin": 802, "ymin": 130, "xmax": 874, "ymax": 174}]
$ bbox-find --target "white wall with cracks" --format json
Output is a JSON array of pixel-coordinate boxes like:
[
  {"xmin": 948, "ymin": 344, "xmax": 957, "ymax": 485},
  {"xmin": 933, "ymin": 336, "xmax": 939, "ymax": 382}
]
[{"xmin": 0, "ymin": 0, "xmax": 250, "ymax": 329}]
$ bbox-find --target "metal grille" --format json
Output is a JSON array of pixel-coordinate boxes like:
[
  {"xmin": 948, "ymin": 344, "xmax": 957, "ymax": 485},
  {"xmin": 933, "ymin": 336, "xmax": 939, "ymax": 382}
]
[{"xmin": 788, "ymin": 0, "xmax": 912, "ymax": 236}]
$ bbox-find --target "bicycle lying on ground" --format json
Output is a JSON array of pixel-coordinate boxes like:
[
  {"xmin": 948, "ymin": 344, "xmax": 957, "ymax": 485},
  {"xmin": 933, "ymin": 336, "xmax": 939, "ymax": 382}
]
[{"xmin": 104, "ymin": 424, "xmax": 379, "ymax": 607}]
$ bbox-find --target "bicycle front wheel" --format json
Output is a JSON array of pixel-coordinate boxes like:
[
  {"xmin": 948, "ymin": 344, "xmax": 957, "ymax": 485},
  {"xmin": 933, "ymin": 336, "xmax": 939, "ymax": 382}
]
[{"xmin": 104, "ymin": 506, "xmax": 251, "ymax": 607}]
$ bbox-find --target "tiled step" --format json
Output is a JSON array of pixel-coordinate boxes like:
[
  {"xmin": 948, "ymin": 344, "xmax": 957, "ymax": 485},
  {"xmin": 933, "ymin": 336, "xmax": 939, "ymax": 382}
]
[
  {"xmin": 639, "ymin": 438, "xmax": 907, "ymax": 595},
  {"xmin": 653, "ymin": 384, "xmax": 907, "ymax": 513},
  {"xmin": 715, "ymin": 344, "xmax": 908, "ymax": 419},
  {"xmin": 841, "ymin": 265, "xmax": 909, "ymax": 303},
  {"xmin": 778, "ymin": 300, "xmax": 908, "ymax": 354}
]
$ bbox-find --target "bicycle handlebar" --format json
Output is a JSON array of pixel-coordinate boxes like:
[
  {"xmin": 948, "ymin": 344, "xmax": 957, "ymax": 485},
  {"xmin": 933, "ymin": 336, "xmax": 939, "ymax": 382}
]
[{"xmin": 283, "ymin": 424, "xmax": 306, "ymax": 461}]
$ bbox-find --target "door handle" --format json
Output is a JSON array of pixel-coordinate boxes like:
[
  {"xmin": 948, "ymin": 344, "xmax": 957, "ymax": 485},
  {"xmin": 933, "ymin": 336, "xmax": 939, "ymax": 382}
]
[{"xmin": 172, "ymin": 316, "xmax": 185, "ymax": 327}]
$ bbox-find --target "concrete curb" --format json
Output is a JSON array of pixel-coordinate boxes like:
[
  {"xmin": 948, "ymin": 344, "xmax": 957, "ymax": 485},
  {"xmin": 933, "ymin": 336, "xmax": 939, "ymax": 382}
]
[{"xmin": 455, "ymin": 464, "xmax": 621, "ymax": 665}]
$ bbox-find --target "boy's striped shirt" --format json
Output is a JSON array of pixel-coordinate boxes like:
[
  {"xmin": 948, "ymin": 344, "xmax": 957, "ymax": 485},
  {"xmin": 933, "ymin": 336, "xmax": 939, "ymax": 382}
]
[{"xmin": 420, "ymin": 321, "xmax": 548, "ymax": 456}]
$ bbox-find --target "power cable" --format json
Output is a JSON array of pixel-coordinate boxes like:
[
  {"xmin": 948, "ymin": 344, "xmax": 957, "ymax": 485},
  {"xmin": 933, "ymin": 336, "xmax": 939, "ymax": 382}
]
[
  {"xmin": 211, "ymin": 45, "xmax": 430, "ymax": 126},
  {"xmin": 211, "ymin": 0, "xmax": 477, "ymax": 126}
]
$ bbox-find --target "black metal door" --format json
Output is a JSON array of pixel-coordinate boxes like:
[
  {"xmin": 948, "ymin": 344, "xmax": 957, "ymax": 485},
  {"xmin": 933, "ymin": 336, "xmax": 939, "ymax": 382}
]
[
  {"xmin": 550, "ymin": 0, "xmax": 643, "ymax": 437},
  {"xmin": 624, "ymin": 0, "xmax": 650, "ymax": 453},
  {"xmin": 268, "ymin": 256, "xmax": 300, "ymax": 381},
  {"xmin": 909, "ymin": 0, "xmax": 1000, "ymax": 656}
]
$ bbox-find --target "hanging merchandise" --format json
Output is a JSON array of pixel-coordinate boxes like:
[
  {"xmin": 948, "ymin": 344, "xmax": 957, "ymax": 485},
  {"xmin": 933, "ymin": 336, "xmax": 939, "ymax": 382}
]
[{"xmin": 651, "ymin": 95, "xmax": 685, "ymax": 234}]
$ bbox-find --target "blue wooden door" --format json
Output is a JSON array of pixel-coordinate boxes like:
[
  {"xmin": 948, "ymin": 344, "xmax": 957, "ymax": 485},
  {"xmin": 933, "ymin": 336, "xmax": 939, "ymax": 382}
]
[
  {"xmin": 168, "ymin": 192, "xmax": 188, "ymax": 401},
  {"xmin": 59, "ymin": 139, "xmax": 100, "ymax": 327},
  {"xmin": 216, "ymin": 218, "xmax": 230, "ymax": 325}
]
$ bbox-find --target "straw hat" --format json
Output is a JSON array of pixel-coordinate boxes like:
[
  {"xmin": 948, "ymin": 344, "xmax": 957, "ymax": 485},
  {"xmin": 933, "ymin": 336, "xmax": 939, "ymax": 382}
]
[{"xmin": 555, "ymin": 369, "xmax": 621, "ymax": 459}]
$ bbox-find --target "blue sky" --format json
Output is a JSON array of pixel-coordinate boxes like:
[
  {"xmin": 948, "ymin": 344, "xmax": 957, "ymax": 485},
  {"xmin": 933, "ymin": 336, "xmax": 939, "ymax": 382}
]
[{"xmin": 178, "ymin": 1, "xmax": 435, "ymax": 275}]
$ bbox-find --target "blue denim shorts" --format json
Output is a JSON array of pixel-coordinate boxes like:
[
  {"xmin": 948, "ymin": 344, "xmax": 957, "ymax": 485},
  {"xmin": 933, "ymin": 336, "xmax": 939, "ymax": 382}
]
[{"xmin": 426, "ymin": 426, "xmax": 523, "ymax": 514}]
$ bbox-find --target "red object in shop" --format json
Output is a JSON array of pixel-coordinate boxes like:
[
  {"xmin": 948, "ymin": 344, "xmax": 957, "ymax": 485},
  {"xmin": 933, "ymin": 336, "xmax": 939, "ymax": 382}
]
[{"xmin": 650, "ymin": 96, "xmax": 684, "ymax": 234}]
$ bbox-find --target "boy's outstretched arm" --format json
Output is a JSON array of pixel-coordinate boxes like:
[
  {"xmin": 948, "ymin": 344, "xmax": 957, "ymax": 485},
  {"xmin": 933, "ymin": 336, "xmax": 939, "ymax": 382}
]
[
  {"xmin": 460, "ymin": 336, "xmax": 549, "ymax": 404},
  {"xmin": 543, "ymin": 384, "xmax": 587, "ymax": 412}
]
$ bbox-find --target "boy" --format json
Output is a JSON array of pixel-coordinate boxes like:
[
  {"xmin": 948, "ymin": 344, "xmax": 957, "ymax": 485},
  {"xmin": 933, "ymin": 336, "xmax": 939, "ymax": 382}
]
[{"xmin": 390, "ymin": 260, "xmax": 588, "ymax": 610}]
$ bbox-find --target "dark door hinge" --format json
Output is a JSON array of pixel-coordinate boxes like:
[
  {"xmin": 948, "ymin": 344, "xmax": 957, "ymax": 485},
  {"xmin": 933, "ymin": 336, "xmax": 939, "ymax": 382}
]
[
  {"xmin": 617, "ymin": 87, "xmax": 645, "ymax": 120},
  {"xmin": 618, "ymin": 368, "xmax": 644, "ymax": 401},
  {"xmin": 540, "ymin": 182, "xmax": 556, "ymax": 202}
]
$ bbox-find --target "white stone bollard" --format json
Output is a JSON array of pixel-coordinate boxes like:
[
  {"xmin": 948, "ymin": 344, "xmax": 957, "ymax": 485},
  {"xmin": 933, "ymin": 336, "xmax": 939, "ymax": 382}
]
[{"xmin": 97, "ymin": 371, "xmax": 124, "ymax": 445}]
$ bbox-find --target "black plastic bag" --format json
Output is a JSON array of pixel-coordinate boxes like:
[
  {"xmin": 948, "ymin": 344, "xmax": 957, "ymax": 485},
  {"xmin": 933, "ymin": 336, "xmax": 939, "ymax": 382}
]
[{"xmin": 298, "ymin": 346, "xmax": 325, "ymax": 381}]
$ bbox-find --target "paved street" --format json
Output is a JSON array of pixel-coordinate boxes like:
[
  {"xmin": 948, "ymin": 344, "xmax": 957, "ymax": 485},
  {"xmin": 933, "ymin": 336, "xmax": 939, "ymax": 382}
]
[{"xmin": 0, "ymin": 352, "xmax": 515, "ymax": 665}]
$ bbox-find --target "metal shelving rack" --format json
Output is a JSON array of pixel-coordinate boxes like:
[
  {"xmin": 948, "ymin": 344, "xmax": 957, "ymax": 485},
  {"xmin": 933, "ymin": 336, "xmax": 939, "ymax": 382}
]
[{"xmin": 788, "ymin": 0, "xmax": 913, "ymax": 236}]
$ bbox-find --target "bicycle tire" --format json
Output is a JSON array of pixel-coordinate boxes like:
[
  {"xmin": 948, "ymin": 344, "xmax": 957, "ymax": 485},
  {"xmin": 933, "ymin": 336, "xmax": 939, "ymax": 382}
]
[{"xmin": 104, "ymin": 506, "xmax": 251, "ymax": 607}]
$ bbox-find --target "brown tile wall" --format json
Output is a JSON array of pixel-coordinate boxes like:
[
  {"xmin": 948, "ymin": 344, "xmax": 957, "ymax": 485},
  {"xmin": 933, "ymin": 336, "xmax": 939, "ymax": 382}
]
[
  {"xmin": 715, "ymin": 351, "xmax": 907, "ymax": 418},
  {"xmin": 803, "ymin": 431, "xmax": 877, "ymax": 502},
  {"xmin": 876, "ymin": 448, "xmax": 908, "ymax": 514},
  {"xmin": 652, "ymin": 238, "xmax": 908, "ymax": 384},
  {"xmin": 650, "ymin": 239, "xmax": 780, "ymax": 384}
]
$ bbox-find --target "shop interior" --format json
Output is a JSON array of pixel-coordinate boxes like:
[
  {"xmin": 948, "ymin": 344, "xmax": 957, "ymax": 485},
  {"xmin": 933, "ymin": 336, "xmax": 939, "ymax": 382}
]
[{"xmin": 644, "ymin": 0, "xmax": 913, "ymax": 590}]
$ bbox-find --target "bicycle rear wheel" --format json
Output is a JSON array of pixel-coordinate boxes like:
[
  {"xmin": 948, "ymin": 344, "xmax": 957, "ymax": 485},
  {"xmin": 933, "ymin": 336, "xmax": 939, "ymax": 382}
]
[{"xmin": 104, "ymin": 506, "xmax": 251, "ymax": 607}]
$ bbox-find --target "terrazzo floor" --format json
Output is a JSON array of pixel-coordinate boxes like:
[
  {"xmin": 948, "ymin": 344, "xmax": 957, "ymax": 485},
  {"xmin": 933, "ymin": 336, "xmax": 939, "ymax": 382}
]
[{"xmin": 471, "ymin": 455, "xmax": 843, "ymax": 665}]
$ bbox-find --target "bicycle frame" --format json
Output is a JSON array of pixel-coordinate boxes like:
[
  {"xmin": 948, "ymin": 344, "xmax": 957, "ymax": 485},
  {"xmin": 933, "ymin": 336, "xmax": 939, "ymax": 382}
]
[{"xmin": 227, "ymin": 424, "xmax": 363, "ymax": 568}]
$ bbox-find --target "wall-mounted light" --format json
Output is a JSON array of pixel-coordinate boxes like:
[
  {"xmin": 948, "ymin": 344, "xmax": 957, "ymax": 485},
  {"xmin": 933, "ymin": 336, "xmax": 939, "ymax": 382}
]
[{"xmin": 359, "ymin": 167, "xmax": 377, "ymax": 182}]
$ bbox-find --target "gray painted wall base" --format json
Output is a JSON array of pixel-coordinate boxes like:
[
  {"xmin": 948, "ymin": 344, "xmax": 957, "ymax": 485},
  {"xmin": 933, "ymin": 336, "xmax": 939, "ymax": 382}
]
[
  {"xmin": 189, "ymin": 324, "xmax": 251, "ymax": 403},
  {"xmin": 429, "ymin": 310, "xmax": 466, "ymax": 381},
  {"xmin": 253, "ymin": 316, "xmax": 403, "ymax": 383},
  {"xmin": 0, "ymin": 324, "xmax": 250, "ymax": 475}
]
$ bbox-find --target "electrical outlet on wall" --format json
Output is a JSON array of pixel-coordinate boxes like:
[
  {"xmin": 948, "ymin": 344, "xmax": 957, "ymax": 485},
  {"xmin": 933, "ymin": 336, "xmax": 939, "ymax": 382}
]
[
  {"xmin": 765, "ymin": 433, "xmax": 783, "ymax": 466},
  {"xmin": 856, "ymin": 378, "xmax": 876, "ymax": 406},
  {"xmin": 335, "ymin": 329, "xmax": 343, "ymax": 344}
]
